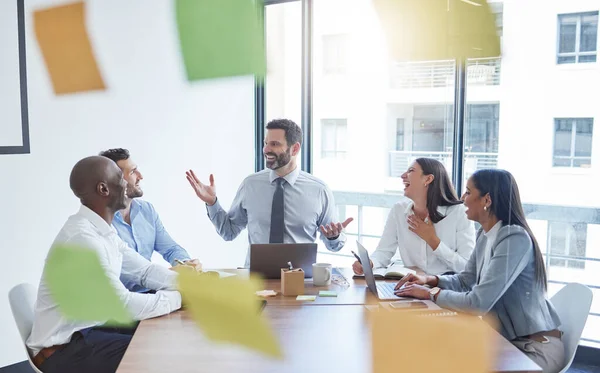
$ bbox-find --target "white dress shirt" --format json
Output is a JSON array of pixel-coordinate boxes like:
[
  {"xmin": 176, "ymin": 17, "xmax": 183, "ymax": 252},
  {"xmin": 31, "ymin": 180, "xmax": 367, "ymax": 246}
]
[
  {"xmin": 370, "ymin": 198, "xmax": 476, "ymax": 275},
  {"xmin": 27, "ymin": 205, "xmax": 181, "ymax": 356},
  {"xmin": 481, "ymin": 220, "xmax": 503, "ymax": 274}
]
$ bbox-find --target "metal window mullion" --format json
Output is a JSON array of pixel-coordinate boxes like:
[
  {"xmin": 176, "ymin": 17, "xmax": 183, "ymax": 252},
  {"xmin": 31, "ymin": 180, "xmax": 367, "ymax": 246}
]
[
  {"xmin": 255, "ymin": 4, "xmax": 268, "ymax": 172},
  {"xmin": 575, "ymin": 16, "xmax": 582, "ymax": 61},
  {"xmin": 357, "ymin": 205, "xmax": 364, "ymax": 244},
  {"xmin": 452, "ymin": 59, "xmax": 467, "ymax": 194},
  {"xmin": 546, "ymin": 222, "xmax": 552, "ymax": 273},
  {"xmin": 301, "ymin": 0, "xmax": 313, "ymax": 173},
  {"xmin": 571, "ymin": 119, "xmax": 578, "ymax": 166}
]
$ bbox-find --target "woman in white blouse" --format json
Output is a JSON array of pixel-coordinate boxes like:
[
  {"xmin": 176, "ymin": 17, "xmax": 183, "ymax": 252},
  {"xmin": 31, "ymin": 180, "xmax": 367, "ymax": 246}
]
[{"xmin": 353, "ymin": 158, "xmax": 475, "ymax": 275}]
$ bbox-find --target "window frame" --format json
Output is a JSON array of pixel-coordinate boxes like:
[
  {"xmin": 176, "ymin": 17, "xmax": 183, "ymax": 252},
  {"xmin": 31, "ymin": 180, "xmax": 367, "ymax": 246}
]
[
  {"xmin": 556, "ymin": 11, "xmax": 599, "ymax": 65},
  {"xmin": 552, "ymin": 118, "xmax": 594, "ymax": 168}
]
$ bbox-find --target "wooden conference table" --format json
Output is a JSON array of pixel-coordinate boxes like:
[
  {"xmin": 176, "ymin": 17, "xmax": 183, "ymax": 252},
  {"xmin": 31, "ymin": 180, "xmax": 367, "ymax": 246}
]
[{"xmin": 116, "ymin": 268, "xmax": 542, "ymax": 373}]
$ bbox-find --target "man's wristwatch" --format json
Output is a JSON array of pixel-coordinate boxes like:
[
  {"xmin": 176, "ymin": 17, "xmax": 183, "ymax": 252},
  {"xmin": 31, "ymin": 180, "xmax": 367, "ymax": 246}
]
[{"xmin": 429, "ymin": 287, "xmax": 441, "ymax": 302}]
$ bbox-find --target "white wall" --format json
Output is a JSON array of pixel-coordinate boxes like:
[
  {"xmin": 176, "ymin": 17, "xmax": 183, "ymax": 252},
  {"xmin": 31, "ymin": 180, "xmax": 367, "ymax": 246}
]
[{"xmin": 0, "ymin": 0, "xmax": 255, "ymax": 367}]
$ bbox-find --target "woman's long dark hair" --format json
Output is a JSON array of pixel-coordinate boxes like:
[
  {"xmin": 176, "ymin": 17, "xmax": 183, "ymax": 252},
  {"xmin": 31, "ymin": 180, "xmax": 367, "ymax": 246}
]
[
  {"xmin": 414, "ymin": 158, "xmax": 462, "ymax": 224},
  {"xmin": 471, "ymin": 169, "xmax": 547, "ymax": 291}
]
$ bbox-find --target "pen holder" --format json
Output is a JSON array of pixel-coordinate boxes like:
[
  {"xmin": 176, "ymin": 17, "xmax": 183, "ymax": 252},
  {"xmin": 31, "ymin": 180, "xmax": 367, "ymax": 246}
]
[{"xmin": 281, "ymin": 268, "xmax": 305, "ymax": 296}]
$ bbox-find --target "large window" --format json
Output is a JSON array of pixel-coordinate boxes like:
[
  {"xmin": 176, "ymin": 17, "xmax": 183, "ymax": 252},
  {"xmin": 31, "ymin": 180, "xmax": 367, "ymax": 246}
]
[
  {"xmin": 553, "ymin": 118, "xmax": 594, "ymax": 168},
  {"xmin": 264, "ymin": 0, "xmax": 600, "ymax": 349},
  {"xmin": 557, "ymin": 12, "xmax": 598, "ymax": 64}
]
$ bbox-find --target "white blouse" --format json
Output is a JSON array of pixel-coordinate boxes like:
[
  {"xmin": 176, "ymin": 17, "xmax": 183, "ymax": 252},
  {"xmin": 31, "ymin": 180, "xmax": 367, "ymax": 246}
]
[{"xmin": 370, "ymin": 198, "xmax": 476, "ymax": 275}]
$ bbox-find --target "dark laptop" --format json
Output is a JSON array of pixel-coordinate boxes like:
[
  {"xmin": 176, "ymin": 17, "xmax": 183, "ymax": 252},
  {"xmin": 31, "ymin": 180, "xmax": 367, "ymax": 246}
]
[{"xmin": 250, "ymin": 243, "xmax": 317, "ymax": 279}]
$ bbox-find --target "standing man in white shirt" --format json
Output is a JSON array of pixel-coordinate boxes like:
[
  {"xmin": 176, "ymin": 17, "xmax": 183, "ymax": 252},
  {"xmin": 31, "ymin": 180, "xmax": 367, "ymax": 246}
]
[{"xmin": 27, "ymin": 156, "xmax": 182, "ymax": 373}]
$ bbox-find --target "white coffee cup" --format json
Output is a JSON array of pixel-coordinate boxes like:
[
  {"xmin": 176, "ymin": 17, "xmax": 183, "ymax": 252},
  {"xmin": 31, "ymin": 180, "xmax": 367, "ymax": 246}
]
[{"xmin": 312, "ymin": 263, "xmax": 332, "ymax": 286}]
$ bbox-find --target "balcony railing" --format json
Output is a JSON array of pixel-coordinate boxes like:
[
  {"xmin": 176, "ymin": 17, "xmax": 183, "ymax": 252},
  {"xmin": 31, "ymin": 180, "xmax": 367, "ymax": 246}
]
[
  {"xmin": 390, "ymin": 57, "xmax": 501, "ymax": 89},
  {"xmin": 389, "ymin": 150, "xmax": 499, "ymax": 178}
]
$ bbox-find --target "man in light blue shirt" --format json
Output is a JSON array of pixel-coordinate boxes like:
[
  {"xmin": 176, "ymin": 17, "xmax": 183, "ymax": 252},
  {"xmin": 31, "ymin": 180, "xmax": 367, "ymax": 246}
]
[
  {"xmin": 186, "ymin": 119, "xmax": 353, "ymax": 266},
  {"xmin": 100, "ymin": 148, "xmax": 200, "ymax": 291}
]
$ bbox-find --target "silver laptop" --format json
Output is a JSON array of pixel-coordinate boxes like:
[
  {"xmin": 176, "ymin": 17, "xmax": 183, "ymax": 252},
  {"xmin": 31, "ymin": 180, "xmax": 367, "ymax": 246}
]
[
  {"xmin": 250, "ymin": 243, "xmax": 317, "ymax": 279},
  {"xmin": 356, "ymin": 241, "xmax": 405, "ymax": 300}
]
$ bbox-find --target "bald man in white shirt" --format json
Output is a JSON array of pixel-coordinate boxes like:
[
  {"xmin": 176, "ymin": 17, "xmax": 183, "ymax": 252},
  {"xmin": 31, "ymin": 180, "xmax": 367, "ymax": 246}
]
[{"xmin": 27, "ymin": 156, "xmax": 182, "ymax": 373}]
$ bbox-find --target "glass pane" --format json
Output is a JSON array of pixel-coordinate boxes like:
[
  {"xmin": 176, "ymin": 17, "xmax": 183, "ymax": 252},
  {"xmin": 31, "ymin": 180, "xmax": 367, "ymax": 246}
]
[
  {"xmin": 465, "ymin": 104, "xmax": 499, "ymax": 153},
  {"xmin": 580, "ymin": 13, "xmax": 598, "ymax": 52},
  {"xmin": 579, "ymin": 54, "xmax": 597, "ymax": 63},
  {"xmin": 549, "ymin": 222, "xmax": 587, "ymax": 269},
  {"xmin": 265, "ymin": 2, "xmax": 302, "ymax": 124},
  {"xmin": 574, "ymin": 119, "xmax": 593, "ymax": 157},
  {"xmin": 573, "ymin": 158, "xmax": 592, "ymax": 168},
  {"xmin": 553, "ymin": 158, "xmax": 571, "ymax": 167},
  {"xmin": 554, "ymin": 119, "xmax": 572, "ymax": 157},
  {"xmin": 311, "ymin": 0, "xmax": 455, "ymax": 197},
  {"xmin": 558, "ymin": 17, "xmax": 577, "ymax": 53},
  {"xmin": 558, "ymin": 55, "xmax": 577, "ymax": 64}
]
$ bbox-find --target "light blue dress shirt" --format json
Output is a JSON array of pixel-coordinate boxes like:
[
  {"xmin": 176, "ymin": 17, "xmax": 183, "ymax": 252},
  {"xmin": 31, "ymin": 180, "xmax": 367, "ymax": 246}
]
[
  {"xmin": 113, "ymin": 199, "xmax": 190, "ymax": 291},
  {"xmin": 206, "ymin": 167, "xmax": 346, "ymax": 266}
]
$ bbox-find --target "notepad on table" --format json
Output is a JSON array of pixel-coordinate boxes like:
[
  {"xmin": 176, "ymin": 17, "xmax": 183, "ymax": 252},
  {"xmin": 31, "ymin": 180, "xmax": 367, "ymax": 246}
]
[
  {"xmin": 296, "ymin": 295, "xmax": 317, "ymax": 301},
  {"xmin": 354, "ymin": 263, "xmax": 416, "ymax": 280}
]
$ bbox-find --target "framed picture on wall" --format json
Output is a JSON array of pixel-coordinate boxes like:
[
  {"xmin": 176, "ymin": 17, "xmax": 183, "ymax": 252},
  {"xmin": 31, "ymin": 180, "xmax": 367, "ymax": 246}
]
[{"xmin": 0, "ymin": 0, "xmax": 30, "ymax": 155}]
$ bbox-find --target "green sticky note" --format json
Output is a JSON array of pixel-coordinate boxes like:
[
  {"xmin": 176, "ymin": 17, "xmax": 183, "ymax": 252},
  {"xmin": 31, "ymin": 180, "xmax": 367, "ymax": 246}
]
[
  {"xmin": 319, "ymin": 291, "xmax": 337, "ymax": 297},
  {"xmin": 175, "ymin": 0, "xmax": 266, "ymax": 81},
  {"xmin": 178, "ymin": 271, "xmax": 282, "ymax": 358},
  {"xmin": 45, "ymin": 245, "xmax": 133, "ymax": 326},
  {"xmin": 296, "ymin": 295, "xmax": 317, "ymax": 301}
]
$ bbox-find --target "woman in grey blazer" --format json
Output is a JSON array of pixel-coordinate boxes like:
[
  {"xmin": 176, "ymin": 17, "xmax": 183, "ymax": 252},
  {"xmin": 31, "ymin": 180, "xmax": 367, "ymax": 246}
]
[{"xmin": 394, "ymin": 169, "xmax": 564, "ymax": 373}]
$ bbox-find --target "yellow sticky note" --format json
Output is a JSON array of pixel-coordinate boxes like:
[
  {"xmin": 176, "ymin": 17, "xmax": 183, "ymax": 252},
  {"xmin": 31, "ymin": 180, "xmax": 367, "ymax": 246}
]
[
  {"xmin": 178, "ymin": 271, "xmax": 282, "ymax": 358},
  {"xmin": 45, "ymin": 245, "xmax": 133, "ymax": 326},
  {"xmin": 371, "ymin": 312, "xmax": 495, "ymax": 373},
  {"xmin": 34, "ymin": 2, "xmax": 106, "ymax": 95},
  {"xmin": 296, "ymin": 295, "xmax": 317, "ymax": 301},
  {"xmin": 373, "ymin": 0, "xmax": 500, "ymax": 61}
]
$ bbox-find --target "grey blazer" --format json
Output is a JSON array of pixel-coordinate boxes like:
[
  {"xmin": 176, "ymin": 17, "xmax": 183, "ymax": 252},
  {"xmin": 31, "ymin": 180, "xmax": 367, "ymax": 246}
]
[{"xmin": 436, "ymin": 224, "xmax": 561, "ymax": 340}]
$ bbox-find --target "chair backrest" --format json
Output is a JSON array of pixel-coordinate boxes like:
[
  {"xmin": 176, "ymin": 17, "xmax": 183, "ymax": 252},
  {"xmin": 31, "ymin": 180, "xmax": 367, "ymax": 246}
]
[
  {"xmin": 8, "ymin": 283, "xmax": 44, "ymax": 373},
  {"xmin": 550, "ymin": 283, "xmax": 593, "ymax": 373},
  {"xmin": 8, "ymin": 283, "xmax": 37, "ymax": 344}
]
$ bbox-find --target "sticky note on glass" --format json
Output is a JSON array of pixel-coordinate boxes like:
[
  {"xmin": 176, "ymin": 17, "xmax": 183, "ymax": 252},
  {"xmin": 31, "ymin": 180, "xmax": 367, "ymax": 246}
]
[
  {"xmin": 373, "ymin": 0, "xmax": 500, "ymax": 61},
  {"xmin": 33, "ymin": 2, "xmax": 106, "ymax": 95},
  {"xmin": 45, "ymin": 245, "xmax": 133, "ymax": 326},
  {"xmin": 178, "ymin": 271, "xmax": 282, "ymax": 358},
  {"xmin": 371, "ymin": 311, "xmax": 494, "ymax": 373},
  {"xmin": 319, "ymin": 291, "xmax": 337, "ymax": 297},
  {"xmin": 175, "ymin": 0, "xmax": 266, "ymax": 81},
  {"xmin": 296, "ymin": 295, "xmax": 317, "ymax": 301}
]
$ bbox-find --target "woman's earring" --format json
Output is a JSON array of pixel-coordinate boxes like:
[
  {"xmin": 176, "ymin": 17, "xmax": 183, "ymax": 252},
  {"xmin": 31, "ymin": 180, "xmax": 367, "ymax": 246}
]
[{"xmin": 484, "ymin": 206, "xmax": 488, "ymax": 211}]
